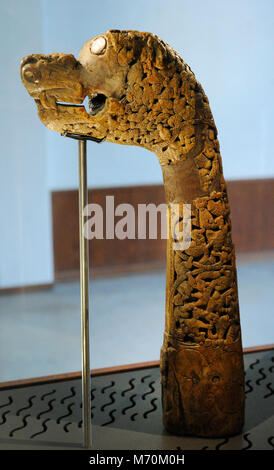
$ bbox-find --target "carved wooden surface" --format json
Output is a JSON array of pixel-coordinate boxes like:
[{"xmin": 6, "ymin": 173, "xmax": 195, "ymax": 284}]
[{"xmin": 20, "ymin": 29, "xmax": 245, "ymax": 437}]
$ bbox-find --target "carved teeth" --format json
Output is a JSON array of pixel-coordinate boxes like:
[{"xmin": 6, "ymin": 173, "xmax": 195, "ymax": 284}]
[
  {"xmin": 47, "ymin": 95, "xmax": 57, "ymax": 110},
  {"xmin": 39, "ymin": 91, "xmax": 47, "ymax": 108},
  {"xmin": 39, "ymin": 91, "xmax": 57, "ymax": 110}
]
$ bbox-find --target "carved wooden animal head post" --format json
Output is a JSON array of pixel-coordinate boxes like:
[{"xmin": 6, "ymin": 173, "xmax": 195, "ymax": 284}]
[{"xmin": 20, "ymin": 30, "xmax": 245, "ymax": 437}]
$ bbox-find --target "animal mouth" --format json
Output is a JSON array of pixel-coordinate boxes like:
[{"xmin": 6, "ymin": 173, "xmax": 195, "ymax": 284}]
[
  {"xmin": 88, "ymin": 93, "xmax": 107, "ymax": 115},
  {"xmin": 55, "ymin": 92, "xmax": 107, "ymax": 116},
  {"xmin": 35, "ymin": 90, "xmax": 107, "ymax": 116}
]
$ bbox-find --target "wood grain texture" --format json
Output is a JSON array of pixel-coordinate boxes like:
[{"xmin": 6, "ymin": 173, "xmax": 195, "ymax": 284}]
[
  {"xmin": 0, "ymin": 283, "xmax": 53, "ymax": 296},
  {"xmin": 52, "ymin": 185, "xmax": 166, "ymax": 277},
  {"xmin": 52, "ymin": 178, "xmax": 274, "ymax": 279},
  {"xmin": 227, "ymin": 178, "xmax": 274, "ymax": 252}
]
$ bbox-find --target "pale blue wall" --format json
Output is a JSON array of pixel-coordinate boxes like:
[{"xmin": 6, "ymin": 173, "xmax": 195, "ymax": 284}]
[
  {"xmin": 0, "ymin": 1, "xmax": 54, "ymax": 288},
  {"xmin": 0, "ymin": 0, "xmax": 273, "ymax": 287}
]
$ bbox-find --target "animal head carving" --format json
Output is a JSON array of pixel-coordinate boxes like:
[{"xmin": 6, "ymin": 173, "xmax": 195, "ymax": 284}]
[
  {"xmin": 20, "ymin": 29, "xmax": 215, "ymax": 167},
  {"xmin": 20, "ymin": 29, "xmax": 245, "ymax": 438}
]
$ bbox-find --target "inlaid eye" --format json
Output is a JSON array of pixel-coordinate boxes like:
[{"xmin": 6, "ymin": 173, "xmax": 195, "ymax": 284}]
[{"xmin": 90, "ymin": 36, "xmax": 107, "ymax": 55}]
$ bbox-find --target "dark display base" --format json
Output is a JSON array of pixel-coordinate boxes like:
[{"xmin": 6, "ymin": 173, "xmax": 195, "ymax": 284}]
[{"xmin": 0, "ymin": 349, "xmax": 273, "ymax": 450}]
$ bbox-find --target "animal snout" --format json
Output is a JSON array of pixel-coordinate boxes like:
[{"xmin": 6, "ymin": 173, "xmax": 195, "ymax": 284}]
[{"xmin": 20, "ymin": 56, "xmax": 41, "ymax": 84}]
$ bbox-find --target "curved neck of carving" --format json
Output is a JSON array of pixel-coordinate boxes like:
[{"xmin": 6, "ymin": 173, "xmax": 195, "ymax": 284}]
[
  {"xmin": 151, "ymin": 82, "xmax": 224, "ymax": 203},
  {"xmin": 158, "ymin": 119, "xmax": 224, "ymax": 204},
  {"xmin": 155, "ymin": 118, "xmax": 238, "ymax": 345}
]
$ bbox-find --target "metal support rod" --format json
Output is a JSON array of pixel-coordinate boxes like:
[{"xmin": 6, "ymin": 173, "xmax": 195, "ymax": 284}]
[{"xmin": 78, "ymin": 139, "xmax": 91, "ymax": 448}]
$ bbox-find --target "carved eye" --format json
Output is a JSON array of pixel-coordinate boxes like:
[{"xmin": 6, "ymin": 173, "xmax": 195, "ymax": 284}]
[{"xmin": 90, "ymin": 36, "xmax": 107, "ymax": 55}]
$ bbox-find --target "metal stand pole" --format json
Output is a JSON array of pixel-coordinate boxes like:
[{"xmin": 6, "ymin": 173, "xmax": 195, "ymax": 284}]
[
  {"xmin": 78, "ymin": 139, "xmax": 91, "ymax": 448},
  {"xmin": 62, "ymin": 131, "xmax": 104, "ymax": 449}
]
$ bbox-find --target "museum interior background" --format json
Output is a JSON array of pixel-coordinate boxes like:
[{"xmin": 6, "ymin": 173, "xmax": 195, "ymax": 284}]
[{"xmin": 0, "ymin": 0, "xmax": 273, "ymax": 382}]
